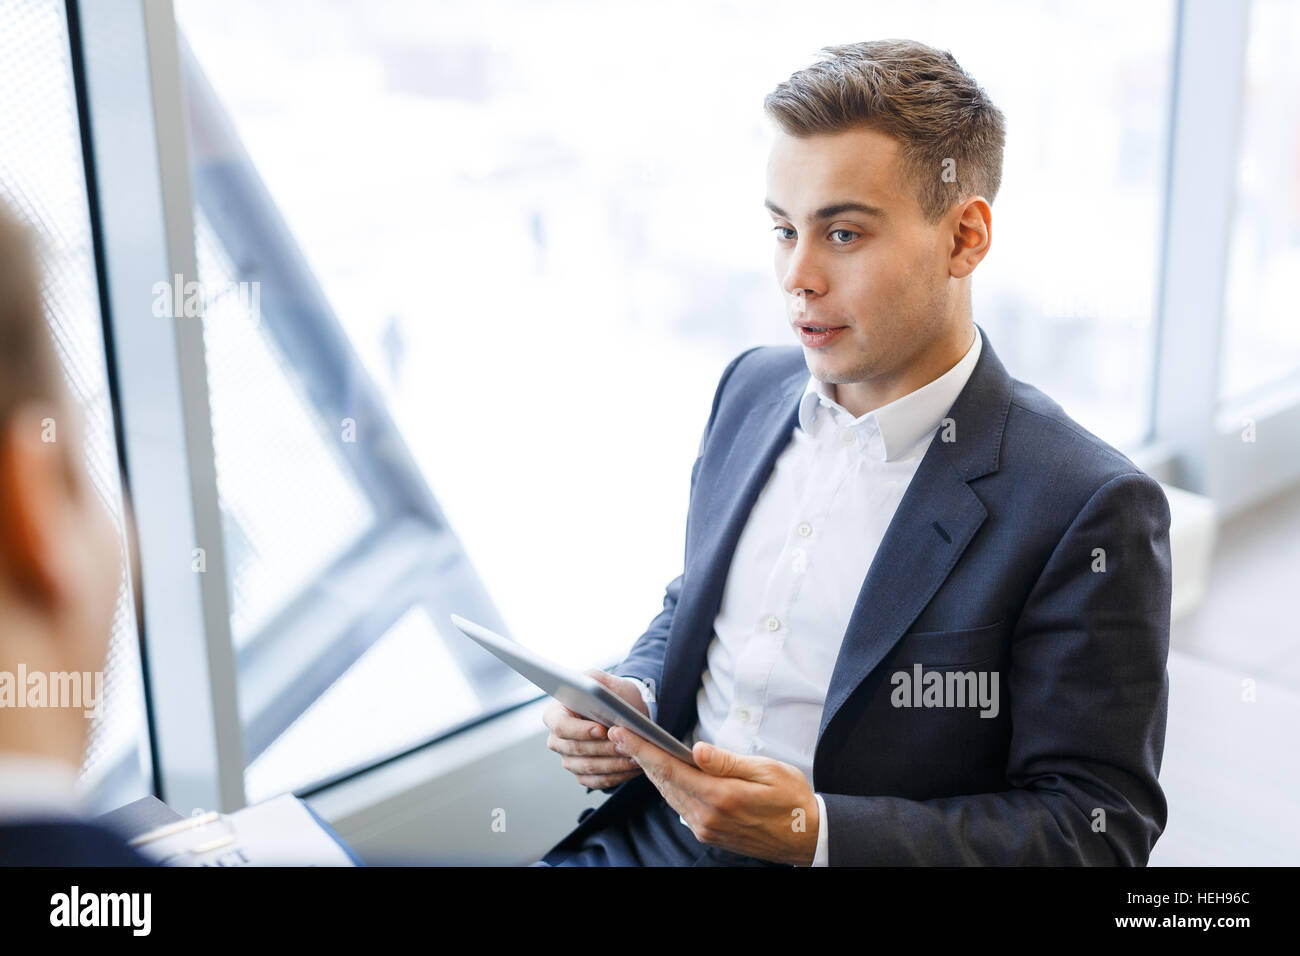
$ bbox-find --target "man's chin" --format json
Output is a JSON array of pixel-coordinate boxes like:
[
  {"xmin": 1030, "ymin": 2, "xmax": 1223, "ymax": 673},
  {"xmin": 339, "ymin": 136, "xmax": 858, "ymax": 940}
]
[
  {"xmin": 811, "ymin": 363, "xmax": 888, "ymax": 390},
  {"xmin": 802, "ymin": 349, "xmax": 861, "ymax": 381}
]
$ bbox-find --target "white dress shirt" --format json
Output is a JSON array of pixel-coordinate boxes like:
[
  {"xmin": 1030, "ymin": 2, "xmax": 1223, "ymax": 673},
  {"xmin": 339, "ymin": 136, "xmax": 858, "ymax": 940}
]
[{"xmin": 624, "ymin": 326, "xmax": 981, "ymax": 866}]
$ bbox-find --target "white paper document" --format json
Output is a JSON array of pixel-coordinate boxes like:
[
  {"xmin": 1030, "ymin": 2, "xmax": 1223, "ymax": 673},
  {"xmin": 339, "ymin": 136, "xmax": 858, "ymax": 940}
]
[{"xmin": 130, "ymin": 793, "xmax": 357, "ymax": 867}]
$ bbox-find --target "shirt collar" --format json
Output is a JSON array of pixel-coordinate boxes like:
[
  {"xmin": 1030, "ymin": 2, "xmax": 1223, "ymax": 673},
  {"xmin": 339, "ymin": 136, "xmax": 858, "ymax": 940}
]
[{"xmin": 797, "ymin": 325, "xmax": 983, "ymax": 461}]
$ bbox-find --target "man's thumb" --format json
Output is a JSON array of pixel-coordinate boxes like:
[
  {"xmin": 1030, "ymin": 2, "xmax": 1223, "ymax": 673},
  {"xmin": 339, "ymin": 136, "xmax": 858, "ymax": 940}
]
[
  {"xmin": 587, "ymin": 669, "xmax": 649, "ymax": 714},
  {"xmin": 587, "ymin": 669, "xmax": 632, "ymax": 696},
  {"xmin": 587, "ymin": 669, "xmax": 618, "ymax": 688},
  {"xmin": 694, "ymin": 742, "xmax": 759, "ymax": 778}
]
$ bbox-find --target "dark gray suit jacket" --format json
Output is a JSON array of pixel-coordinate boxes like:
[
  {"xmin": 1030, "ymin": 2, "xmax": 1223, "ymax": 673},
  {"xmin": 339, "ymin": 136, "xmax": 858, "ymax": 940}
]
[{"xmin": 544, "ymin": 325, "xmax": 1171, "ymax": 865}]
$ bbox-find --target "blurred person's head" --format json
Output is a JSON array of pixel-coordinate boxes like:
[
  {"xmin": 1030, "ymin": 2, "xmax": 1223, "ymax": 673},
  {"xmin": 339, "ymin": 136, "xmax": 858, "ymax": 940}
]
[
  {"xmin": 0, "ymin": 200, "xmax": 122, "ymax": 766},
  {"xmin": 763, "ymin": 39, "xmax": 1006, "ymax": 411}
]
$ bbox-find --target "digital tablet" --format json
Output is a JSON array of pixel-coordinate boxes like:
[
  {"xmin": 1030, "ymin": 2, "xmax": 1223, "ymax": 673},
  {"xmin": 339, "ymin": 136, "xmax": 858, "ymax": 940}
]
[{"xmin": 449, "ymin": 613, "xmax": 697, "ymax": 767}]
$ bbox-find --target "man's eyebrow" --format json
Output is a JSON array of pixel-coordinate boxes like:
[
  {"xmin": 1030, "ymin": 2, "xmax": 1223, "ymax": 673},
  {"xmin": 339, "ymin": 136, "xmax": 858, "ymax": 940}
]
[{"xmin": 764, "ymin": 199, "xmax": 888, "ymax": 221}]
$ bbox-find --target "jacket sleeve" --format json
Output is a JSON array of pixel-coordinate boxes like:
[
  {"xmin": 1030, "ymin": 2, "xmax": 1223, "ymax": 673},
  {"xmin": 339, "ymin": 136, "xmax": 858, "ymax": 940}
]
[
  {"xmin": 820, "ymin": 471, "xmax": 1173, "ymax": 865},
  {"xmin": 610, "ymin": 346, "xmax": 759, "ymax": 711}
]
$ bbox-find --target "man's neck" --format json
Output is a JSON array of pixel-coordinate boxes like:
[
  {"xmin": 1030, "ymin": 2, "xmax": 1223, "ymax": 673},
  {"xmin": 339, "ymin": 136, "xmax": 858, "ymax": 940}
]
[{"xmin": 832, "ymin": 321, "xmax": 975, "ymax": 419}]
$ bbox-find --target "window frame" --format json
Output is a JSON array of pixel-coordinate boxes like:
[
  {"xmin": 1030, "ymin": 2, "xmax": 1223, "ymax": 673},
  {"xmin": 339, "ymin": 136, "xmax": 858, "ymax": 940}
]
[{"xmin": 69, "ymin": 0, "xmax": 243, "ymax": 812}]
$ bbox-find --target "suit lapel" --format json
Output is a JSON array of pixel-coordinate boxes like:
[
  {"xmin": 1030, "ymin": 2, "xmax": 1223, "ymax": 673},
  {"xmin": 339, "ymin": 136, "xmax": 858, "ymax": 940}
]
[
  {"xmin": 813, "ymin": 446, "xmax": 987, "ymax": 746},
  {"xmin": 813, "ymin": 327, "xmax": 1014, "ymax": 769}
]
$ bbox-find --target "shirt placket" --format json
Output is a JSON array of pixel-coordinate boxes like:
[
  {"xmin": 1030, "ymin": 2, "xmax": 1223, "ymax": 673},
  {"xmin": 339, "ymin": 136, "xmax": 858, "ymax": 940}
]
[{"xmin": 728, "ymin": 405, "xmax": 860, "ymax": 753}]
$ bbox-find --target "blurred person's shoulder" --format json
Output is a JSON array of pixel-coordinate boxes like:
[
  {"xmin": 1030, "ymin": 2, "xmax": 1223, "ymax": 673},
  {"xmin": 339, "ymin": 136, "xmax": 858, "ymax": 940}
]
[
  {"xmin": 0, "ymin": 819, "xmax": 153, "ymax": 866},
  {"xmin": 0, "ymin": 755, "xmax": 154, "ymax": 866}
]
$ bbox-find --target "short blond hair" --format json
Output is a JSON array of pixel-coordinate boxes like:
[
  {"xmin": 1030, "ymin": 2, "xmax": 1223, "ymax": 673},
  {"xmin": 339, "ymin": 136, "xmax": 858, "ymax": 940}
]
[{"xmin": 764, "ymin": 39, "xmax": 1007, "ymax": 223}]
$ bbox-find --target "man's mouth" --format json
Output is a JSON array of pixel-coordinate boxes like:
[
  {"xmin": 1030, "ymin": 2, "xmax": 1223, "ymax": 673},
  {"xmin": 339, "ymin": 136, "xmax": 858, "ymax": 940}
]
[{"xmin": 795, "ymin": 323, "xmax": 849, "ymax": 347}]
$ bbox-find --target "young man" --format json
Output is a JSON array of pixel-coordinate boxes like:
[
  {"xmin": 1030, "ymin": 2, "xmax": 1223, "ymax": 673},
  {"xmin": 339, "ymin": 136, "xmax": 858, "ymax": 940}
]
[
  {"xmin": 0, "ymin": 201, "xmax": 150, "ymax": 865},
  {"xmin": 540, "ymin": 39, "xmax": 1171, "ymax": 866}
]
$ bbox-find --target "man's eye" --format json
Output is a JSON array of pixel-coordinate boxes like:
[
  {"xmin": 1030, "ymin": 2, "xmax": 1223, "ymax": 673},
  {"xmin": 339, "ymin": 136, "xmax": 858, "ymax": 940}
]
[
  {"xmin": 831, "ymin": 229, "xmax": 860, "ymax": 243},
  {"xmin": 772, "ymin": 226, "xmax": 795, "ymax": 241}
]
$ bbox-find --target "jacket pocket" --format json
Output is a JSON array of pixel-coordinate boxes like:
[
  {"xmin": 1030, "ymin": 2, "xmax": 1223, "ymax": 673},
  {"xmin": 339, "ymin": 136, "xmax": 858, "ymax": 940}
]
[{"xmin": 892, "ymin": 618, "xmax": 1006, "ymax": 667}]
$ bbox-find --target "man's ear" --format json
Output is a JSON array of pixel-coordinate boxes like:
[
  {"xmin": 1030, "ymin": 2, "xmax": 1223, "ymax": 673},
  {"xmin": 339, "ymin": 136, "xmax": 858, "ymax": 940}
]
[
  {"xmin": 0, "ymin": 404, "xmax": 73, "ymax": 607},
  {"xmin": 949, "ymin": 196, "xmax": 992, "ymax": 279}
]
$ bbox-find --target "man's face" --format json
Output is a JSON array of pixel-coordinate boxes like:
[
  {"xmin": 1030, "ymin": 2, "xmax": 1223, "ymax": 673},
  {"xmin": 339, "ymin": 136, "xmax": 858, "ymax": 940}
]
[{"xmin": 765, "ymin": 127, "xmax": 956, "ymax": 387}]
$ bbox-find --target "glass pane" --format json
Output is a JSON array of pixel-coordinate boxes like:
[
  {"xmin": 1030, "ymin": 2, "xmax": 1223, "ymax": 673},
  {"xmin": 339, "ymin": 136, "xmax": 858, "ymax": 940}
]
[
  {"xmin": 175, "ymin": 0, "xmax": 1172, "ymax": 701},
  {"xmin": 180, "ymin": 33, "xmax": 527, "ymax": 795},
  {"xmin": 245, "ymin": 605, "xmax": 481, "ymax": 802},
  {"xmin": 196, "ymin": 212, "xmax": 377, "ymax": 647},
  {"xmin": 1219, "ymin": 0, "xmax": 1300, "ymax": 403},
  {"xmin": 0, "ymin": 0, "xmax": 152, "ymax": 811}
]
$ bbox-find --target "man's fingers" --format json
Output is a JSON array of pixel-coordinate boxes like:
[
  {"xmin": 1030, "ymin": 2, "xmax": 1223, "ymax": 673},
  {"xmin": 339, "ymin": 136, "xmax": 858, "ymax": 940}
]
[
  {"xmin": 612, "ymin": 731, "xmax": 695, "ymax": 822},
  {"xmin": 544, "ymin": 706, "xmax": 610, "ymax": 742},
  {"xmin": 546, "ymin": 733, "xmax": 623, "ymax": 758},
  {"xmin": 561, "ymin": 754, "xmax": 640, "ymax": 778},
  {"xmin": 574, "ymin": 770, "xmax": 641, "ymax": 790},
  {"xmin": 609, "ymin": 726, "xmax": 679, "ymax": 787}
]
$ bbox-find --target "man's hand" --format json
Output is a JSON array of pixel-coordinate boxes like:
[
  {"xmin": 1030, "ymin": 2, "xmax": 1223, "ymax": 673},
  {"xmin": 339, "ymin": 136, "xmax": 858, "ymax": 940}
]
[
  {"xmin": 542, "ymin": 670, "xmax": 647, "ymax": 790},
  {"xmin": 608, "ymin": 727, "xmax": 820, "ymax": 866}
]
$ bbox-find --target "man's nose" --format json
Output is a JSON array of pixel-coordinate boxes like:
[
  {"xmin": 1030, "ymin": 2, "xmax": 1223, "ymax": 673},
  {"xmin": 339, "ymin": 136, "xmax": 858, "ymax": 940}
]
[{"xmin": 780, "ymin": 243, "xmax": 825, "ymax": 300}]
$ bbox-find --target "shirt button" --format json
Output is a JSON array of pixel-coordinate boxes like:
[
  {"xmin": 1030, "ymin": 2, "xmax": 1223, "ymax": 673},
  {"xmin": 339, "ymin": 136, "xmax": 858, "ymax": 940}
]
[
  {"xmin": 736, "ymin": 706, "xmax": 751, "ymax": 722},
  {"xmin": 797, "ymin": 522, "xmax": 812, "ymax": 537},
  {"xmin": 841, "ymin": 429, "xmax": 856, "ymax": 444},
  {"xmin": 765, "ymin": 615, "xmax": 781, "ymax": 632}
]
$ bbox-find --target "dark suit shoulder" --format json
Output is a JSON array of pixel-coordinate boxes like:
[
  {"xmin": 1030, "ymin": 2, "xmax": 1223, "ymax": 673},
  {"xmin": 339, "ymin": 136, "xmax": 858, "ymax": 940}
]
[
  {"xmin": 0, "ymin": 819, "xmax": 154, "ymax": 866},
  {"xmin": 1004, "ymin": 377, "xmax": 1150, "ymax": 491}
]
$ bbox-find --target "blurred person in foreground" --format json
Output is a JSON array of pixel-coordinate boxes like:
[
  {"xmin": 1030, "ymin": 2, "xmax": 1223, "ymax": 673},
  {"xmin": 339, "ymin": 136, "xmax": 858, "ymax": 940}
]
[{"xmin": 0, "ymin": 200, "xmax": 148, "ymax": 865}]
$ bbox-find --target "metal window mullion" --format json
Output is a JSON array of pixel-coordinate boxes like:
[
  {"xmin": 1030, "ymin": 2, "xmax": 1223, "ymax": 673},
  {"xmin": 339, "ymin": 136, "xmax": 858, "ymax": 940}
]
[
  {"xmin": 1150, "ymin": 0, "xmax": 1251, "ymax": 494},
  {"xmin": 73, "ymin": 0, "xmax": 245, "ymax": 812}
]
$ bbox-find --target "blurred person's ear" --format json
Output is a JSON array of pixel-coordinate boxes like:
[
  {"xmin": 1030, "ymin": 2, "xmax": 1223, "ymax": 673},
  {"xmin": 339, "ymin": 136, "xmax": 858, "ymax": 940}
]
[
  {"xmin": 0, "ymin": 403, "xmax": 73, "ymax": 606},
  {"xmin": 0, "ymin": 399, "xmax": 121, "ymax": 674}
]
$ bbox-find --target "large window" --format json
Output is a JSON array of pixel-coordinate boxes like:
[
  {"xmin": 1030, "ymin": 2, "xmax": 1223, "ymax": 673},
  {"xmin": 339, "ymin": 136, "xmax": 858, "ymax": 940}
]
[
  {"xmin": 180, "ymin": 50, "xmax": 528, "ymax": 800},
  {"xmin": 171, "ymin": 0, "xmax": 1177, "ymax": 795},
  {"xmin": 1219, "ymin": 0, "xmax": 1300, "ymax": 404},
  {"xmin": 0, "ymin": 0, "xmax": 152, "ymax": 812}
]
